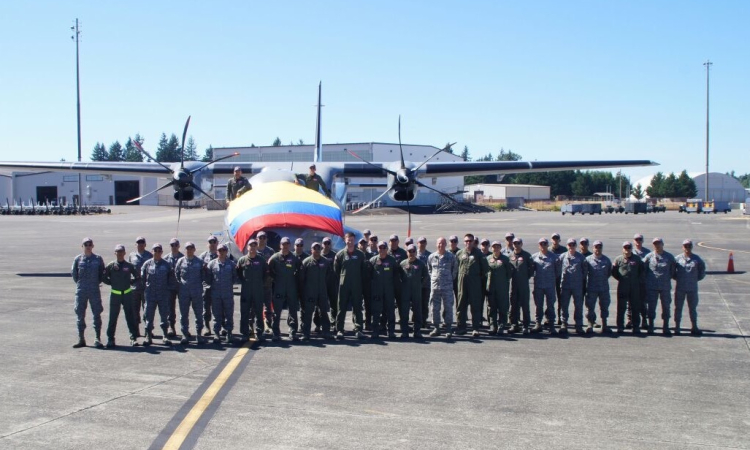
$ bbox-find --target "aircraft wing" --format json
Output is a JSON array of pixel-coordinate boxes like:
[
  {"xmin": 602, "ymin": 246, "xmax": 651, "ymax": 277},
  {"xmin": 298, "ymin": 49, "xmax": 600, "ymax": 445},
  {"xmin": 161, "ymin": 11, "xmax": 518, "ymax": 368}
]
[
  {"xmin": 418, "ymin": 159, "xmax": 658, "ymax": 177},
  {"xmin": 0, "ymin": 161, "xmax": 171, "ymax": 177}
]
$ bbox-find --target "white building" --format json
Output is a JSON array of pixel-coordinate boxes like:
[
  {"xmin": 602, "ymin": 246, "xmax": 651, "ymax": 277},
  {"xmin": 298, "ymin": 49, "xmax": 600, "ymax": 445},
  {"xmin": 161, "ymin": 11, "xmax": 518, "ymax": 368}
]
[
  {"xmin": 463, "ymin": 183, "xmax": 550, "ymax": 202},
  {"xmin": 213, "ymin": 142, "xmax": 464, "ymax": 207},
  {"xmin": 632, "ymin": 172, "xmax": 747, "ymax": 202}
]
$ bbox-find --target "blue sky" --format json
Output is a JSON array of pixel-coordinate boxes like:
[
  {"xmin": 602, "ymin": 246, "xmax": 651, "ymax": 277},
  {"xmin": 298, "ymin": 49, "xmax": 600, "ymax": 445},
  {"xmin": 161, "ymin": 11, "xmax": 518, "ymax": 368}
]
[{"xmin": 0, "ymin": 1, "xmax": 747, "ymax": 181}]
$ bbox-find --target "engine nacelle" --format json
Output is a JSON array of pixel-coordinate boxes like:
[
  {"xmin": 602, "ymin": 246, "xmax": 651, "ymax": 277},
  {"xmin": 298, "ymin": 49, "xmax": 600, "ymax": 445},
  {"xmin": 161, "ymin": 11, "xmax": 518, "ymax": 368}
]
[{"xmin": 174, "ymin": 190, "xmax": 195, "ymax": 201}]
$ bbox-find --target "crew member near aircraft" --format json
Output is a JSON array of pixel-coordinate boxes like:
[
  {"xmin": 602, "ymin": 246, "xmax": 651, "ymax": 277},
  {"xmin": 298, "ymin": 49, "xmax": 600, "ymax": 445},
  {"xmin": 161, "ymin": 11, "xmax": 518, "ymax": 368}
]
[
  {"xmin": 643, "ymin": 237, "xmax": 677, "ymax": 336},
  {"xmin": 205, "ymin": 243, "xmax": 238, "ymax": 345},
  {"xmin": 296, "ymin": 164, "xmax": 331, "ymax": 197},
  {"xmin": 268, "ymin": 237, "xmax": 301, "ymax": 341},
  {"xmin": 163, "ymin": 238, "xmax": 184, "ymax": 339},
  {"xmin": 129, "ymin": 236, "xmax": 152, "ymax": 337},
  {"xmin": 174, "ymin": 242, "xmax": 206, "ymax": 345},
  {"xmin": 141, "ymin": 243, "xmax": 177, "ymax": 347},
  {"xmin": 299, "ymin": 242, "xmax": 332, "ymax": 341},
  {"xmin": 103, "ymin": 244, "xmax": 140, "ymax": 348},
  {"xmin": 583, "ymin": 241, "xmax": 612, "ymax": 333},
  {"xmin": 416, "ymin": 236, "xmax": 432, "ymax": 329},
  {"xmin": 486, "ymin": 241, "xmax": 512, "ymax": 335},
  {"xmin": 237, "ymin": 239, "xmax": 268, "ymax": 343},
  {"xmin": 560, "ymin": 238, "xmax": 588, "ymax": 335},
  {"xmin": 531, "ymin": 238, "xmax": 560, "ymax": 334},
  {"xmin": 226, "ymin": 166, "xmax": 251, "ymax": 203},
  {"xmin": 673, "ymin": 239, "xmax": 706, "ymax": 336},
  {"xmin": 367, "ymin": 240, "xmax": 400, "ymax": 339},
  {"xmin": 333, "ymin": 232, "xmax": 368, "ymax": 339},
  {"xmin": 427, "ymin": 237, "xmax": 457, "ymax": 338},
  {"xmin": 401, "ymin": 244, "xmax": 428, "ymax": 339},
  {"xmin": 455, "ymin": 233, "xmax": 489, "ymax": 337},
  {"xmin": 72, "ymin": 237, "xmax": 106, "ymax": 349},
  {"xmin": 509, "ymin": 237, "xmax": 534, "ymax": 334},
  {"xmin": 612, "ymin": 241, "xmax": 645, "ymax": 334}
]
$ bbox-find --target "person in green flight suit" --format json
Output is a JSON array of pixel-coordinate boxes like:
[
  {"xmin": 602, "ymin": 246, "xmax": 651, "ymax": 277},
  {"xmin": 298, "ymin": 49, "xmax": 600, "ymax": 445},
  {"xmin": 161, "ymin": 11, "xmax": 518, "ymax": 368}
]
[
  {"xmin": 455, "ymin": 233, "xmax": 490, "ymax": 337},
  {"xmin": 486, "ymin": 241, "xmax": 512, "ymax": 336}
]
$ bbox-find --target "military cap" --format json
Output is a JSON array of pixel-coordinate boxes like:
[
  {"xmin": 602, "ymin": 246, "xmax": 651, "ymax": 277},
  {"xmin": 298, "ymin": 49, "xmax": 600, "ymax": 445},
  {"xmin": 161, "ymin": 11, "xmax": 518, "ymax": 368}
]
[
  {"xmin": 633, "ymin": 233, "xmax": 644, "ymax": 240},
  {"xmin": 418, "ymin": 236, "xmax": 427, "ymax": 243},
  {"xmin": 295, "ymin": 238, "xmax": 304, "ymax": 246},
  {"xmin": 622, "ymin": 241, "xmax": 632, "ymax": 248},
  {"xmin": 377, "ymin": 240, "xmax": 388, "ymax": 248},
  {"xmin": 257, "ymin": 231, "xmax": 267, "ymax": 238},
  {"xmin": 311, "ymin": 242, "xmax": 322, "ymax": 249},
  {"xmin": 309, "ymin": 164, "xmax": 316, "ymax": 169},
  {"xmin": 682, "ymin": 239, "xmax": 693, "ymax": 246},
  {"xmin": 449, "ymin": 235, "xmax": 459, "ymax": 242},
  {"xmin": 152, "ymin": 243, "xmax": 163, "ymax": 250},
  {"xmin": 114, "ymin": 244, "xmax": 125, "ymax": 252},
  {"xmin": 217, "ymin": 243, "xmax": 228, "ymax": 251},
  {"xmin": 247, "ymin": 239, "xmax": 258, "ymax": 246},
  {"xmin": 593, "ymin": 240, "xmax": 603, "ymax": 246},
  {"xmin": 136, "ymin": 236, "xmax": 146, "ymax": 243},
  {"xmin": 82, "ymin": 237, "xmax": 93, "ymax": 245},
  {"xmin": 513, "ymin": 237, "xmax": 523, "ymax": 244},
  {"xmin": 551, "ymin": 233, "xmax": 561, "ymax": 239},
  {"xmin": 580, "ymin": 237, "xmax": 589, "ymax": 244},
  {"xmin": 207, "ymin": 235, "xmax": 218, "ymax": 243},
  {"xmin": 322, "ymin": 237, "xmax": 332, "ymax": 244},
  {"xmin": 406, "ymin": 244, "xmax": 416, "ymax": 252},
  {"xmin": 538, "ymin": 238, "xmax": 549, "ymax": 244},
  {"xmin": 389, "ymin": 234, "xmax": 399, "ymax": 241},
  {"xmin": 505, "ymin": 232, "xmax": 515, "ymax": 238},
  {"xmin": 280, "ymin": 237, "xmax": 291, "ymax": 244},
  {"xmin": 652, "ymin": 237, "xmax": 663, "ymax": 244},
  {"xmin": 491, "ymin": 241, "xmax": 502, "ymax": 247},
  {"xmin": 363, "ymin": 229, "xmax": 371, "ymax": 235},
  {"xmin": 359, "ymin": 238, "xmax": 367, "ymax": 244},
  {"xmin": 169, "ymin": 238, "xmax": 180, "ymax": 245},
  {"xmin": 404, "ymin": 237, "xmax": 414, "ymax": 246},
  {"xmin": 185, "ymin": 242, "xmax": 196, "ymax": 249},
  {"xmin": 480, "ymin": 238, "xmax": 490, "ymax": 245},
  {"xmin": 233, "ymin": 166, "xmax": 242, "ymax": 172},
  {"xmin": 567, "ymin": 238, "xmax": 576, "ymax": 245}
]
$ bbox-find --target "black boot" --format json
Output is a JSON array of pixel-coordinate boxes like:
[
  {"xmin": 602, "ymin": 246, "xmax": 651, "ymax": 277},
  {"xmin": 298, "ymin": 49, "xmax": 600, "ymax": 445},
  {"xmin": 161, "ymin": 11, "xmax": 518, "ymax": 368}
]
[
  {"xmin": 72, "ymin": 333, "xmax": 86, "ymax": 348},
  {"xmin": 93, "ymin": 332, "xmax": 104, "ymax": 349}
]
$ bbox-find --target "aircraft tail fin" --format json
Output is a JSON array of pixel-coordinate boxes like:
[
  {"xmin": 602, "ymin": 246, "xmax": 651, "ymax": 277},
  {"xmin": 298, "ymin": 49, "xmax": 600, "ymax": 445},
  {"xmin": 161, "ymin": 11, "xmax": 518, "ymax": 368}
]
[{"xmin": 314, "ymin": 81, "xmax": 323, "ymax": 163}]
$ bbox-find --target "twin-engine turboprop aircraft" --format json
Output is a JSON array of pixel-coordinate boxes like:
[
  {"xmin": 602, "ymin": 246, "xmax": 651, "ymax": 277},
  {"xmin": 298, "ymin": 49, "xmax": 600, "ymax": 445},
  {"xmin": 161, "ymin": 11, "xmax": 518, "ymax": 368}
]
[{"xmin": 0, "ymin": 83, "xmax": 656, "ymax": 253}]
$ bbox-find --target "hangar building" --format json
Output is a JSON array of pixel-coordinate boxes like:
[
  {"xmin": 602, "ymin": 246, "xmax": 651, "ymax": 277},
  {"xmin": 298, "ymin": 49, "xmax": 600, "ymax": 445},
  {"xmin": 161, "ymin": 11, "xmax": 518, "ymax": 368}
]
[
  {"xmin": 463, "ymin": 183, "xmax": 550, "ymax": 202},
  {"xmin": 632, "ymin": 172, "xmax": 747, "ymax": 202}
]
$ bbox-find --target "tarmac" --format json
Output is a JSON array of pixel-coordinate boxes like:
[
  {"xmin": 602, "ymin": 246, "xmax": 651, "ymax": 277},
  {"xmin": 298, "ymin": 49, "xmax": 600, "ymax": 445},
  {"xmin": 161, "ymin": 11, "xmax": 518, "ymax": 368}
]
[{"xmin": 1, "ymin": 206, "xmax": 749, "ymax": 449}]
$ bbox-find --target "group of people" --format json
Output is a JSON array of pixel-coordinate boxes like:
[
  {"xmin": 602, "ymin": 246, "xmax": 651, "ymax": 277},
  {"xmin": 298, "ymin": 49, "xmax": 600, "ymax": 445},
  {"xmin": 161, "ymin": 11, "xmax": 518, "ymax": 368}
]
[{"xmin": 71, "ymin": 228, "xmax": 707, "ymax": 349}]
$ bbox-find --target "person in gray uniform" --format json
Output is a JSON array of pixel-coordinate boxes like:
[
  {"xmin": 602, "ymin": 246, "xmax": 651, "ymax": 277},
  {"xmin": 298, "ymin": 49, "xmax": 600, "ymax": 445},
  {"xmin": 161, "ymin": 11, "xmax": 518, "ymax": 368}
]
[
  {"xmin": 416, "ymin": 236, "xmax": 432, "ymax": 328},
  {"xmin": 128, "ymin": 236, "xmax": 152, "ymax": 336},
  {"xmin": 141, "ymin": 243, "xmax": 177, "ymax": 346},
  {"xmin": 401, "ymin": 244, "xmax": 428, "ymax": 339},
  {"xmin": 299, "ymin": 242, "xmax": 332, "ymax": 341},
  {"xmin": 368, "ymin": 240, "xmax": 400, "ymax": 339},
  {"xmin": 71, "ymin": 237, "xmax": 106, "ymax": 348},
  {"xmin": 163, "ymin": 238, "xmax": 184, "ymax": 338},
  {"xmin": 583, "ymin": 240, "xmax": 612, "ymax": 333},
  {"xmin": 550, "ymin": 232, "xmax": 566, "ymax": 324},
  {"xmin": 509, "ymin": 237, "xmax": 534, "ymax": 334},
  {"xmin": 486, "ymin": 241, "xmax": 512, "ymax": 335},
  {"xmin": 103, "ymin": 244, "xmax": 140, "ymax": 348},
  {"xmin": 579, "ymin": 238, "xmax": 592, "ymax": 258},
  {"xmin": 643, "ymin": 237, "xmax": 677, "ymax": 335},
  {"xmin": 199, "ymin": 236, "xmax": 219, "ymax": 335},
  {"xmin": 334, "ymin": 232, "xmax": 368, "ymax": 339},
  {"xmin": 268, "ymin": 237, "xmax": 301, "ymax": 341},
  {"xmin": 673, "ymin": 239, "xmax": 706, "ymax": 335},
  {"xmin": 174, "ymin": 242, "xmax": 206, "ymax": 345},
  {"xmin": 629, "ymin": 233, "xmax": 650, "ymax": 330},
  {"xmin": 427, "ymin": 237, "xmax": 457, "ymax": 338},
  {"xmin": 531, "ymin": 238, "xmax": 561, "ymax": 334},
  {"xmin": 237, "ymin": 239, "xmax": 268, "ymax": 342},
  {"xmin": 205, "ymin": 243, "xmax": 238, "ymax": 345},
  {"xmin": 502, "ymin": 232, "xmax": 515, "ymax": 257},
  {"xmin": 560, "ymin": 238, "xmax": 588, "ymax": 334}
]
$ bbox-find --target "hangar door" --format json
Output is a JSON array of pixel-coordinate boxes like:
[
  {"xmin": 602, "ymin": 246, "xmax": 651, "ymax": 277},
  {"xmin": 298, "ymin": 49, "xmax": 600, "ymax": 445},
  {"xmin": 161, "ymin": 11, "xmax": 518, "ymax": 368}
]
[
  {"xmin": 36, "ymin": 186, "xmax": 58, "ymax": 204},
  {"xmin": 115, "ymin": 181, "xmax": 140, "ymax": 205}
]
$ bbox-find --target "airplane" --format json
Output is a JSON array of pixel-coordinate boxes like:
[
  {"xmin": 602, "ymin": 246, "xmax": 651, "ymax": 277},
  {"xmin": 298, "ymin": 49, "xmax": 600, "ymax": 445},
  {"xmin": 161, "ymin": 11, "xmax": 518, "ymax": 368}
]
[{"xmin": 0, "ymin": 82, "xmax": 657, "ymax": 254}]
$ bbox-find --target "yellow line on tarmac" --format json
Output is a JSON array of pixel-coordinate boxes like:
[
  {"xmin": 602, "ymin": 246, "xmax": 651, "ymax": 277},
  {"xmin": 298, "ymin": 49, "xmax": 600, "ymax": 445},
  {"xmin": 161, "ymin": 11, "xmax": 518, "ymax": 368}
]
[
  {"xmin": 697, "ymin": 242, "xmax": 750, "ymax": 254},
  {"xmin": 162, "ymin": 341, "xmax": 251, "ymax": 450}
]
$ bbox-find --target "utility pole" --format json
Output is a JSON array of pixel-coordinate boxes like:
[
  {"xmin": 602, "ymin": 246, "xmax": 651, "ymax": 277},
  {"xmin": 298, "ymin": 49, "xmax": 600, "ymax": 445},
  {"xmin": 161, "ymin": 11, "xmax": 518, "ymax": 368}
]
[
  {"xmin": 703, "ymin": 60, "xmax": 712, "ymax": 201},
  {"xmin": 71, "ymin": 19, "xmax": 82, "ymax": 209}
]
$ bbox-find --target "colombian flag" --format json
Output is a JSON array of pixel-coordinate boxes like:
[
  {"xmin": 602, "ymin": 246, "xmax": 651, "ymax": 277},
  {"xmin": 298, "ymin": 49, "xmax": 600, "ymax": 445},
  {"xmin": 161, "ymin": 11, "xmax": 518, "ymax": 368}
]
[{"xmin": 226, "ymin": 181, "xmax": 344, "ymax": 249}]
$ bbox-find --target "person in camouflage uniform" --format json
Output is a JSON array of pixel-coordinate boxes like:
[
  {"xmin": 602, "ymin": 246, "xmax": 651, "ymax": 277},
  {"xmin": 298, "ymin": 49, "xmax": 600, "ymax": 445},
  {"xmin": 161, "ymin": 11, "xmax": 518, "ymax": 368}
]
[
  {"xmin": 141, "ymin": 243, "xmax": 177, "ymax": 346},
  {"xmin": 71, "ymin": 237, "xmax": 105, "ymax": 348},
  {"xmin": 427, "ymin": 237, "xmax": 457, "ymax": 338},
  {"xmin": 629, "ymin": 233, "xmax": 651, "ymax": 331},
  {"xmin": 334, "ymin": 232, "xmax": 368, "ymax": 339},
  {"xmin": 509, "ymin": 237, "xmax": 534, "ymax": 334},
  {"xmin": 199, "ymin": 236, "xmax": 219, "ymax": 335},
  {"xmin": 103, "ymin": 244, "xmax": 139, "ymax": 347},
  {"xmin": 174, "ymin": 242, "xmax": 206, "ymax": 345},
  {"xmin": 256, "ymin": 231, "xmax": 275, "ymax": 334},
  {"xmin": 416, "ymin": 236, "xmax": 432, "ymax": 329}
]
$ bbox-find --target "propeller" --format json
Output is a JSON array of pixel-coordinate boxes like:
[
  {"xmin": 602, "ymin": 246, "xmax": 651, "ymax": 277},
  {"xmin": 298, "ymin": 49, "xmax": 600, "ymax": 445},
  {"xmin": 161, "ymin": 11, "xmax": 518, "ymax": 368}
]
[{"xmin": 127, "ymin": 116, "xmax": 236, "ymax": 234}]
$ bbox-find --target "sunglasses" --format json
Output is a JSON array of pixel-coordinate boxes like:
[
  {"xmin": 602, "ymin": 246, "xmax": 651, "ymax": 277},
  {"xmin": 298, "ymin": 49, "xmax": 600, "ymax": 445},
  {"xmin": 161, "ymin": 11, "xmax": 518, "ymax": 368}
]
[
  {"xmin": 407, "ymin": 249, "xmax": 416, "ymax": 253},
  {"xmin": 218, "ymin": 249, "xmax": 228, "ymax": 252},
  {"xmin": 369, "ymin": 238, "xmax": 378, "ymax": 241},
  {"xmin": 258, "ymin": 236, "xmax": 267, "ymax": 239},
  {"xmin": 83, "ymin": 243, "xmax": 93, "ymax": 247},
  {"xmin": 281, "ymin": 242, "xmax": 290, "ymax": 245},
  {"xmin": 450, "ymin": 240, "xmax": 458, "ymax": 243},
  {"xmin": 594, "ymin": 245, "xmax": 603, "ymax": 248},
  {"xmin": 170, "ymin": 243, "xmax": 179, "ymax": 247},
  {"xmin": 249, "ymin": 243, "xmax": 258, "ymax": 247},
  {"xmin": 136, "ymin": 241, "xmax": 146, "ymax": 245},
  {"xmin": 623, "ymin": 246, "xmax": 632, "ymax": 249},
  {"xmin": 295, "ymin": 244, "xmax": 303, "ymax": 247},
  {"xmin": 378, "ymin": 245, "xmax": 387, "ymax": 249},
  {"xmin": 208, "ymin": 240, "xmax": 218, "ymax": 244},
  {"xmin": 324, "ymin": 242, "xmax": 331, "ymax": 245},
  {"xmin": 153, "ymin": 249, "xmax": 163, "ymax": 253},
  {"xmin": 186, "ymin": 246, "xmax": 195, "ymax": 250}
]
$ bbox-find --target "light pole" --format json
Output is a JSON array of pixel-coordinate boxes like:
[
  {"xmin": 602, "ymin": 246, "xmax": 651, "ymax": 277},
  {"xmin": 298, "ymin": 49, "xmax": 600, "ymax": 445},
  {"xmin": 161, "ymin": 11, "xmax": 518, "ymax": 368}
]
[
  {"xmin": 71, "ymin": 19, "xmax": 82, "ymax": 208},
  {"xmin": 703, "ymin": 60, "xmax": 712, "ymax": 201}
]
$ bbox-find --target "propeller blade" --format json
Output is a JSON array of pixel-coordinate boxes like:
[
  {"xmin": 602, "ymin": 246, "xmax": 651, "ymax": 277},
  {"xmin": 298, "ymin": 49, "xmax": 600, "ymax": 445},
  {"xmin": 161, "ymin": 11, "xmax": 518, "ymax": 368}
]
[
  {"xmin": 398, "ymin": 115, "xmax": 405, "ymax": 169},
  {"xmin": 352, "ymin": 188, "xmax": 392, "ymax": 214},
  {"xmin": 180, "ymin": 116, "xmax": 191, "ymax": 169},
  {"xmin": 133, "ymin": 140, "xmax": 175, "ymax": 174},
  {"xmin": 412, "ymin": 144, "xmax": 454, "ymax": 173},
  {"xmin": 189, "ymin": 152, "xmax": 241, "ymax": 174},
  {"xmin": 345, "ymin": 149, "xmax": 398, "ymax": 176},
  {"xmin": 189, "ymin": 181, "xmax": 224, "ymax": 209},
  {"xmin": 126, "ymin": 180, "xmax": 176, "ymax": 204},
  {"xmin": 176, "ymin": 188, "xmax": 184, "ymax": 236},
  {"xmin": 406, "ymin": 199, "xmax": 411, "ymax": 238}
]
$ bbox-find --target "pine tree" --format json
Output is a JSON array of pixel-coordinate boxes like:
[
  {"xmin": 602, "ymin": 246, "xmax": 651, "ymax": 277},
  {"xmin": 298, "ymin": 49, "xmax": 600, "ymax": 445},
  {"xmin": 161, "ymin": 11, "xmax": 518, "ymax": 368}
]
[
  {"xmin": 646, "ymin": 172, "xmax": 665, "ymax": 198},
  {"xmin": 166, "ymin": 134, "xmax": 180, "ymax": 162},
  {"xmin": 155, "ymin": 133, "xmax": 170, "ymax": 162},
  {"xmin": 460, "ymin": 146, "xmax": 470, "ymax": 161},
  {"xmin": 676, "ymin": 170, "xmax": 697, "ymax": 198},
  {"xmin": 201, "ymin": 145, "xmax": 214, "ymax": 162},
  {"xmin": 123, "ymin": 136, "xmax": 144, "ymax": 162},
  {"xmin": 185, "ymin": 136, "xmax": 198, "ymax": 160},
  {"xmin": 107, "ymin": 141, "xmax": 124, "ymax": 161},
  {"xmin": 632, "ymin": 183, "xmax": 644, "ymax": 200},
  {"xmin": 273, "ymin": 137, "xmax": 282, "ymax": 146},
  {"xmin": 91, "ymin": 142, "xmax": 108, "ymax": 161}
]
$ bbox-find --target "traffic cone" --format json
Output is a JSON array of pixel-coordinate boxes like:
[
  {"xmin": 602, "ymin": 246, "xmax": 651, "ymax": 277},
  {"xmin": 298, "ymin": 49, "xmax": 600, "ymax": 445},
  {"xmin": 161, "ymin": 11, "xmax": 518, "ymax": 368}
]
[{"xmin": 727, "ymin": 252, "xmax": 735, "ymax": 274}]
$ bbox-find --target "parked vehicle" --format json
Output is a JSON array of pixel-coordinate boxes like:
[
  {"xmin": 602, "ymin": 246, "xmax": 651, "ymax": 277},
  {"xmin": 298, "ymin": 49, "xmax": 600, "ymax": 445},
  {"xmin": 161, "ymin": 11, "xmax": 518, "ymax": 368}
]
[{"xmin": 624, "ymin": 202, "xmax": 647, "ymax": 214}]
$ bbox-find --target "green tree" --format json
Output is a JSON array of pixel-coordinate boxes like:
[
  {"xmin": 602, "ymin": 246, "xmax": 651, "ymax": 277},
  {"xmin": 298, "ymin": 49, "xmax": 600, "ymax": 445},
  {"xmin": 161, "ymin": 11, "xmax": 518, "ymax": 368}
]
[
  {"xmin": 272, "ymin": 137, "xmax": 282, "ymax": 146},
  {"xmin": 646, "ymin": 172, "xmax": 665, "ymax": 198},
  {"xmin": 123, "ymin": 135, "xmax": 144, "ymax": 162},
  {"xmin": 184, "ymin": 136, "xmax": 198, "ymax": 161},
  {"xmin": 107, "ymin": 141, "xmax": 123, "ymax": 161},
  {"xmin": 464, "ymin": 152, "xmax": 495, "ymax": 185},
  {"xmin": 443, "ymin": 142, "xmax": 455, "ymax": 154},
  {"xmin": 166, "ymin": 134, "xmax": 180, "ymax": 161},
  {"xmin": 460, "ymin": 145, "xmax": 470, "ymax": 161},
  {"xmin": 201, "ymin": 145, "xmax": 214, "ymax": 162},
  {"xmin": 91, "ymin": 142, "xmax": 108, "ymax": 161},
  {"xmin": 632, "ymin": 183, "xmax": 644, "ymax": 200},
  {"xmin": 662, "ymin": 172, "xmax": 678, "ymax": 198},
  {"xmin": 676, "ymin": 170, "xmax": 697, "ymax": 197},
  {"xmin": 497, "ymin": 148, "xmax": 522, "ymax": 161},
  {"xmin": 155, "ymin": 133, "xmax": 170, "ymax": 162}
]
